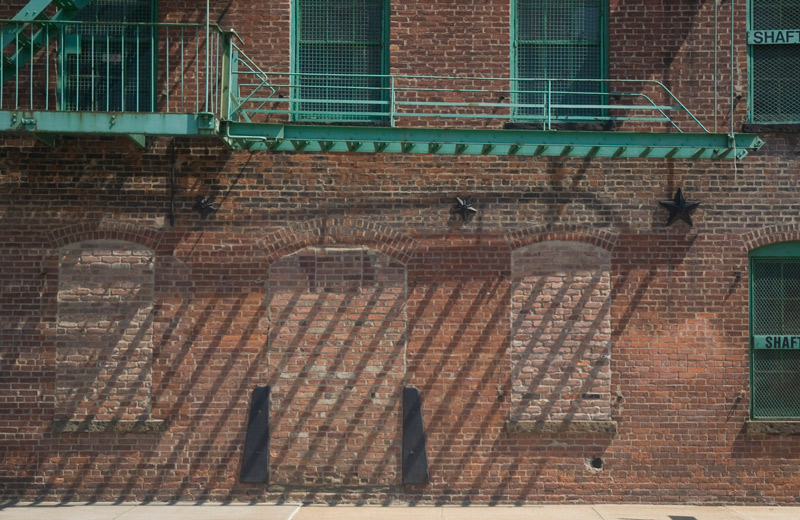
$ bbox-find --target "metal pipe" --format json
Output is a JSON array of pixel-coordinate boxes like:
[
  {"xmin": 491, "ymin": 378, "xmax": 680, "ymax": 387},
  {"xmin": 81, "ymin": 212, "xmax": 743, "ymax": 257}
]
[
  {"xmin": 1, "ymin": 30, "xmax": 4, "ymax": 108},
  {"xmin": 44, "ymin": 25, "xmax": 48, "ymax": 110},
  {"xmin": 122, "ymin": 29, "xmax": 126, "ymax": 111},
  {"xmin": 731, "ymin": 0, "xmax": 735, "ymax": 137},
  {"xmin": 205, "ymin": 0, "xmax": 210, "ymax": 112},
  {"xmin": 91, "ymin": 31, "xmax": 95, "ymax": 110},
  {"xmin": 29, "ymin": 25, "xmax": 33, "ymax": 110},
  {"xmin": 166, "ymin": 27, "xmax": 170, "ymax": 113},
  {"xmin": 714, "ymin": 0, "xmax": 718, "ymax": 132},
  {"xmin": 137, "ymin": 31, "xmax": 141, "ymax": 112},
  {"xmin": 181, "ymin": 26, "xmax": 185, "ymax": 111},
  {"xmin": 106, "ymin": 33, "xmax": 110, "ymax": 110},
  {"xmin": 16, "ymin": 31, "xmax": 19, "ymax": 108}
]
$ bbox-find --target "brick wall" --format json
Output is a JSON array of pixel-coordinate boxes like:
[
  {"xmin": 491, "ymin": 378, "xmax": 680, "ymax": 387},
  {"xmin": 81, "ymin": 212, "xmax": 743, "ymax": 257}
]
[{"xmin": 2, "ymin": 0, "xmax": 800, "ymax": 506}]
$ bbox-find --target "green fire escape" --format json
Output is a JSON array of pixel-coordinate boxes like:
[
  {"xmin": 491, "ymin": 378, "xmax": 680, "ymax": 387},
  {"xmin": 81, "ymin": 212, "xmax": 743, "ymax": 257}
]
[{"xmin": 0, "ymin": 0, "xmax": 764, "ymax": 159}]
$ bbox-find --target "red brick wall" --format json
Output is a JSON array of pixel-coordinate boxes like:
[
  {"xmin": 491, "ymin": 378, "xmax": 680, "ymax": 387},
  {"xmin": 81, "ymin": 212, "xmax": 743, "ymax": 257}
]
[
  {"xmin": 3, "ymin": 136, "xmax": 800, "ymax": 503},
  {"xmin": 2, "ymin": 0, "xmax": 800, "ymax": 506}
]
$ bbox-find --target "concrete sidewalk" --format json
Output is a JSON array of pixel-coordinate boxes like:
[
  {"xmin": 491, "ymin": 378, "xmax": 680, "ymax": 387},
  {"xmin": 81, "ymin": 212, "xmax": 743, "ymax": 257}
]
[{"xmin": 1, "ymin": 503, "xmax": 800, "ymax": 520}]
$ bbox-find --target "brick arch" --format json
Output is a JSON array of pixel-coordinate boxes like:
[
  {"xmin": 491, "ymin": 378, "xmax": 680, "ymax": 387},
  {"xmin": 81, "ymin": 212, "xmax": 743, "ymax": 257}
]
[
  {"xmin": 741, "ymin": 223, "xmax": 800, "ymax": 254},
  {"xmin": 505, "ymin": 225, "xmax": 618, "ymax": 253},
  {"xmin": 46, "ymin": 221, "xmax": 163, "ymax": 251},
  {"xmin": 258, "ymin": 217, "xmax": 418, "ymax": 265}
]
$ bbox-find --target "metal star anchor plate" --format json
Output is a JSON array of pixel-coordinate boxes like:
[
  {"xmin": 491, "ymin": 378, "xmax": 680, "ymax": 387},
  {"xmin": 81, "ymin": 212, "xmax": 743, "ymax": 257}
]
[
  {"xmin": 194, "ymin": 196, "xmax": 218, "ymax": 219},
  {"xmin": 453, "ymin": 197, "xmax": 478, "ymax": 221},
  {"xmin": 659, "ymin": 188, "xmax": 700, "ymax": 226}
]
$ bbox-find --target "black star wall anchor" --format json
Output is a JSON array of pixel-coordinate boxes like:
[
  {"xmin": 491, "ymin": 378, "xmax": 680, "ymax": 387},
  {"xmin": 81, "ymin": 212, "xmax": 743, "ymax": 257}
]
[
  {"xmin": 194, "ymin": 195, "xmax": 218, "ymax": 219},
  {"xmin": 659, "ymin": 188, "xmax": 700, "ymax": 226},
  {"xmin": 453, "ymin": 197, "xmax": 478, "ymax": 221}
]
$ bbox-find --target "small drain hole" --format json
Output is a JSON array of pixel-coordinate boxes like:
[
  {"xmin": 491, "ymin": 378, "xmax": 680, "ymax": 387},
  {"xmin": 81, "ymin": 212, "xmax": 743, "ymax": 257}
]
[{"xmin": 590, "ymin": 457, "xmax": 603, "ymax": 470}]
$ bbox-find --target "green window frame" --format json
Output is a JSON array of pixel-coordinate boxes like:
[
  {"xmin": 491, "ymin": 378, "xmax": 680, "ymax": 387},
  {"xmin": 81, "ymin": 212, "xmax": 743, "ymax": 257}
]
[
  {"xmin": 60, "ymin": 0, "xmax": 157, "ymax": 112},
  {"xmin": 747, "ymin": 0, "xmax": 800, "ymax": 124},
  {"xmin": 511, "ymin": 0, "xmax": 608, "ymax": 122},
  {"xmin": 749, "ymin": 241, "xmax": 800, "ymax": 420},
  {"xmin": 291, "ymin": 0, "xmax": 389, "ymax": 122}
]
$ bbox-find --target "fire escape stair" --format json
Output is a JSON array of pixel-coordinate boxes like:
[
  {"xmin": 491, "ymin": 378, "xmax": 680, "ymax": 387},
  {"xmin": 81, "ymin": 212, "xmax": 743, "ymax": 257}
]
[{"xmin": 2, "ymin": 0, "xmax": 93, "ymax": 85}]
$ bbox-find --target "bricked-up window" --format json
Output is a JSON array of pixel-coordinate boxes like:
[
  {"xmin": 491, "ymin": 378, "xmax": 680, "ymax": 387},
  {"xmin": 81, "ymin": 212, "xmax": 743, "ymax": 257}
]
[
  {"xmin": 510, "ymin": 241, "xmax": 612, "ymax": 422},
  {"xmin": 56, "ymin": 241, "xmax": 154, "ymax": 420},
  {"xmin": 267, "ymin": 247, "xmax": 405, "ymax": 485},
  {"xmin": 748, "ymin": 0, "xmax": 800, "ymax": 123},
  {"xmin": 292, "ymin": 0, "xmax": 389, "ymax": 122},
  {"xmin": 513, "ymin": 0, "xmax": 606, "ymax": 121},
  {"xmin": 62, "ymin": 0, "xmax": 156, "ymax": 111},
  {"xmin": 750, "ymin": 242, "xmax": 800, "ymax": 420}
]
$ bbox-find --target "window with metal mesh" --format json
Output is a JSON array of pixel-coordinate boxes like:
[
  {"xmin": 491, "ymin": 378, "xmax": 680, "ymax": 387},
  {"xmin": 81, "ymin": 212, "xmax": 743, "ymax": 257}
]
[
  {"xmin": 514, "ymin": 0, "xmax": 604, "ymax": 120},
  {"xmin": 749, "ymin": 0, "xmax": 800, "ymax": 123},
  {"xmin": 294, "ymin": 0, "xmax": 387, "ymax": 122},
  {"xmin": 63, "ymin": 0, "xmax": 154, "ymax": 112},
  {"xmin": 751, "ymin": 258, "xmax": 800, "ymax": 419}
]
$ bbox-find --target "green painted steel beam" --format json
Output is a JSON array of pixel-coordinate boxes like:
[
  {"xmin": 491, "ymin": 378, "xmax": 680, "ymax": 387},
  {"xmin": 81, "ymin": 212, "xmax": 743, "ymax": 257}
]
[
  {"xmin": 0, "ymin": 111, "xmax": 765, "ymax": 161},
  {"xmin": 0, "ymin": 111, "xmax": 218, "ymax": 137},
  {"xmin": 127, "ymin": 133, "xmax": 147, "ymax": 148},
  {"xmin": 223, "ymin": 122, "xmax": 765, "ymax": 160}
]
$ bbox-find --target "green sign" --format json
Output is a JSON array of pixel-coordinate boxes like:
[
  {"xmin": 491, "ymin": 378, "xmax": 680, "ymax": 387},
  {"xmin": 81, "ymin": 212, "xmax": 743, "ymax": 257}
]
[
  {"xmin": 754, "ymin": 335, "xmax": 800, "ymax": 350},
  {"xmin": 748, "ymin": 30, "xmax": 800, "ymax": 45}
]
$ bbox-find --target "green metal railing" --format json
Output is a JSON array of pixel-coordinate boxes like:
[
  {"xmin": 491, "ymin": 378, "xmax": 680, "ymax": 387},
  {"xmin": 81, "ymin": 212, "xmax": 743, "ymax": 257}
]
[
  {"xmin": 225, "ymin": 70, "xmax": 711, "ymax": 134},
  {"xmin": 1, "ymin": 15, "xmax": 714, "ymax": 133},
  {"xmin": 1, "ymin": 18, "xmax": 229, "ymax": 115},
  {"xmin": 1, "ymin": 13, "xmax": 765, "ymax": 160}
]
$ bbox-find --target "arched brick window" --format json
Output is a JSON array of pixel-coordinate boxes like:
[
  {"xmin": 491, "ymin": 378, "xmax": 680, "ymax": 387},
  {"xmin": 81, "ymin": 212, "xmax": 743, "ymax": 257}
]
[{"xmin": 749, "ymin": 241, "xmax": 800, "ymax": 419}]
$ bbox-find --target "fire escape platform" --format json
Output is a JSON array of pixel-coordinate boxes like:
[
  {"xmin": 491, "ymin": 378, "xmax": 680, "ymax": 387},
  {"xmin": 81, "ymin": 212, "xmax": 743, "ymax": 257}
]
[
  {"xmin": 0, "ymin": 110, "xmax": 765, "ymax": 160},
  {"xmin": 0, "ymin": 111, "xmax": 219, "ymax": 139},
  {"xmin": 0, "ymin": 15, "xmax": 765, "ymax": 160},
  {"xmin": 224, "ymin": 122, "xmax": 764, "ymax": 160}
]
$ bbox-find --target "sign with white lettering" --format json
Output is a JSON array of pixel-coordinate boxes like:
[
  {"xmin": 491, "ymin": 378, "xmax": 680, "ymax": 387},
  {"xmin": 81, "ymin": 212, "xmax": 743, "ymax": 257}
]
[
  {"xmin": 749, "ymin": 30, "xmax": 800, "ymax": 45},
  {"xmin": 754, "ymin": 335, "xmax": 800, "ymax": 350}
]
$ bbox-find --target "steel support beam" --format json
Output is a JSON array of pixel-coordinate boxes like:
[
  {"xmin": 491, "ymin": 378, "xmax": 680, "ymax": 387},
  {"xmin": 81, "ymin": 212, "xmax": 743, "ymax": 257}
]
[
  {"xmin": 223, "ymin": 122, "xmax": 765, "ymax": 160},
  {"xmin": 0, "ymin": 111, "xmax": 219, "ymax": 138},
  {"xmin": 0, "ymin": 111, "xmax": 766, "ymax": 161}
]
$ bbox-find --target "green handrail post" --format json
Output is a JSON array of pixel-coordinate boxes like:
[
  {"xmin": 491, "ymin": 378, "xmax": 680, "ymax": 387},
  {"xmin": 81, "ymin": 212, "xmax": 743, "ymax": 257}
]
[
  {"xmin": 390, "ymin": 75, "xmax": 396, "ymax": 127},
  {"xmin": 546, "ymin": 79, "xmax": 552, "ymax": 131},
  {"xmin": 220, "ymin": 30, "xmax": 234, "ymax": 121}
]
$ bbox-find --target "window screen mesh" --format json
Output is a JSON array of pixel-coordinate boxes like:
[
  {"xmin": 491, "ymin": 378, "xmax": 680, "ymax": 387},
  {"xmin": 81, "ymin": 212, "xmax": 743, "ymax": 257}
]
[
  {"xmin": 296, "ymin": 0, "xmax": 387, "ymax": 121},
  {"xmin": 751, "ymin": 0, "xmax": 800, "ymax": 30},
  {"xmin": 751, "ymin": 258, "xmax": 800, "ymax": 419},
  {"xmin": 64, "ymin": 0, "xmax": 154, "ymax": 112},
  {"xmin": 515, "ymin": 0, "xmax": 602, "ymax": 119},
  {"xmin": 749, "ymin": 0, "xmax": 800, "ymax": 123}
]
